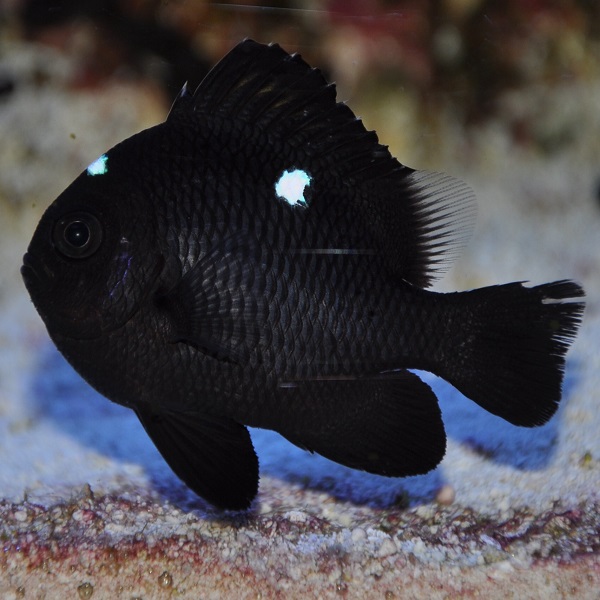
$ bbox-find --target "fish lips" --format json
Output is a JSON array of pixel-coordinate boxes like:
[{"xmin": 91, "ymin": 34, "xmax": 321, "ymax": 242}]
[
  {"xmin": 22, "ymin": 251, "xmax": 44, "ymax": 282},
  {"xmin": 21, "ymin": 251, "xmax": 54, "ymax": 297}
]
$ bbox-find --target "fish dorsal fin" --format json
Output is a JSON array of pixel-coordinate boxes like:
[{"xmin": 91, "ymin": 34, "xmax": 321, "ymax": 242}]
[
  {"xmin": 360, "ymin": 170, "xmax": 476, "ymax": 287},
  {"xmin": 169, "ymin": 39, "xmax": 476, "ymax": 287},
  {"xmin": 168, "ymin": 39, "xmax": 391, "ymax": 180}
]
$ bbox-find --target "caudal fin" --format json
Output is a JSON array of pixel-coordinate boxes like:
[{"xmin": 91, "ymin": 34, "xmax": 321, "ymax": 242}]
[{"xmin": 440, "ymin": 280, "xmax": 584, "ymax": 426}]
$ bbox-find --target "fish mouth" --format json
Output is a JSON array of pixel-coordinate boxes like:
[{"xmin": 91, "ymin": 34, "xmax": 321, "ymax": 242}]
[
  {"xmin": 21, "ymin": 252, "xmax": 42, "ymax": 286},
  {"xmin": 22, "ymin": 251, "xmax": 57, "ymax": 287}
]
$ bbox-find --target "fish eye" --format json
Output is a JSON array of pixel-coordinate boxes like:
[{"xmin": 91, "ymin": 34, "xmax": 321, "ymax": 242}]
[{"xmin": 53, "ymin": 212, "xmax": 103, "ymax": 259}]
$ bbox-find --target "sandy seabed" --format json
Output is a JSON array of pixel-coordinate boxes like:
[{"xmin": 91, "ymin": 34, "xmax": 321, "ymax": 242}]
[{"xmin": 1, "ymin": 42, "xmax": 599, "ymax": 598}]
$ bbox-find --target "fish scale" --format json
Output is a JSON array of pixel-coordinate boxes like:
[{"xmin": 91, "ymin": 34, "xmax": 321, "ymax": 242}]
[{"xmin": 22, "ymin": 40, "xmax": 584, "ymax": 510}]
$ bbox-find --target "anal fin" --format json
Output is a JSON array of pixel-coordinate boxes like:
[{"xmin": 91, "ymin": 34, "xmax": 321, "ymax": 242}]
[
  {"xmin": 135, "ymin": 405, "xmax": 259, "ymax": 510},
  {"xmin": 277, "ymin": 370, "xmax": 446, "ymax": 477}
]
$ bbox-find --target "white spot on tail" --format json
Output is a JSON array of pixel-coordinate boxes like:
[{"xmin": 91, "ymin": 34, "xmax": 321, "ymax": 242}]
[
  {"xmin": 86, "ymin": 154, "xmax": 108, "ymax": 176},
  {"xmin": 275, "ymin": 168, "xmax": 311, "ymax": 207}
]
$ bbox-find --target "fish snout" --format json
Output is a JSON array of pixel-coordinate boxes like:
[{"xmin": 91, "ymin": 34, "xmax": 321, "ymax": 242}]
[
  {"xmin": 21, "ymin": 252, "xmax": 56, "ymax": 293},
  {"xmin": 21, "ymin": 251, "xmax": 40, "ymax": 284}
]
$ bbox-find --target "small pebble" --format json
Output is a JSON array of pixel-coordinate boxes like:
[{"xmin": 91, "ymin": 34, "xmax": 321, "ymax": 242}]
[
  {"xmin": 378, "ymin": 538, "xmax": 397, "ymax": 558},
  {"xmin": 351, "ymin": 527, "xmax": 367, "ymax": 543},
  {"xmin": 158, "ymin": 571, "xmax": 173, "ymax": 588},
  {"xmin": 435, "ymin": 484, "xmax": 456, "ymax": 506},
  {"xmin": 77, "ymin": 582, "xmax": 94, "ymax": 599}
]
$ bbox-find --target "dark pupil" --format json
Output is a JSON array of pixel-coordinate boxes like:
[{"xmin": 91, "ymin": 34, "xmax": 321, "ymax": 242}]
[{"xmin": 64, "ymin": 221, "xmax": 90, "ymax": 248}]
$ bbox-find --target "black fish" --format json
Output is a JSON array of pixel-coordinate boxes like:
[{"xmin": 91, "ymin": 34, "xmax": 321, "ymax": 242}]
[{"xmin": 22, "ymin": 40, "xmax": 584, "ymax": 510}]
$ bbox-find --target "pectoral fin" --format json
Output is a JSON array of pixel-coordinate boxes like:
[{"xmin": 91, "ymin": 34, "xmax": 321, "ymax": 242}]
[
  {"xmin": 135, "ymin": 405, "xmax": 259, "ymax": 510},
  {"xmin": 157, "ymin": 234, "xmax": 265, "ymax": 364},
  {"xmin": 278, "ymin": 370, "xmax": 446, "ymax": 477}
]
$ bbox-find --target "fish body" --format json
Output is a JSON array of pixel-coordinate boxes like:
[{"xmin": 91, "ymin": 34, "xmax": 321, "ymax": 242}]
[{"xmin": 22, "ymin": 40, "xmax": 584, "ymax": 509}]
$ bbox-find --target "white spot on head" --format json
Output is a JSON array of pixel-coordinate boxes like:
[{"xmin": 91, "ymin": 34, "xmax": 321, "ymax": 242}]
[
  {"xmin": 86, "ymin": 154, "xmax": 108, "ymax": 176},
  {"xmin": 275, "ymin": 168, "xmax": 311, "ymax": 207}
]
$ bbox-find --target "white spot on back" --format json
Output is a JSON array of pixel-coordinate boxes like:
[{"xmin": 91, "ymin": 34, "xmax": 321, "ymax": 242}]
[
  {"xmin": 275, "ymin": 168, "xmax": 311, "ymax": 207},
  {"xmin": 86, "ymin": 154, "xmax": 108, "ymax": 176}
]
